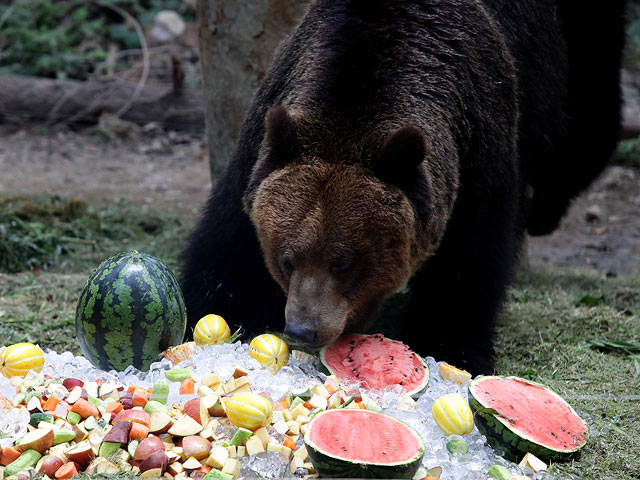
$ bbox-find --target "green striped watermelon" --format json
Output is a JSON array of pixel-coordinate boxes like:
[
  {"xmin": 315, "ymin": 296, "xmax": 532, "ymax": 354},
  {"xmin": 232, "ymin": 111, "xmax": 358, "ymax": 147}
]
[
  {"xmin": 468, "ymin": 376, "xmax": 589, "ymax": 462},
  {"xmin": 75, "ymin": 251, "xmax": 187, "ymax": 371},
  {"xmin": 304, "ymin": 409, "xmax": 425, "ymax": 478}
]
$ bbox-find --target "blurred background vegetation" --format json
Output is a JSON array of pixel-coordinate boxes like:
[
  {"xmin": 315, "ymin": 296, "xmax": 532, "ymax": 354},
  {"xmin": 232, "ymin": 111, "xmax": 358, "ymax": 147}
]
[{"xmin": 0, "ymin": 0, "xmax": 193, "ymax": 80}]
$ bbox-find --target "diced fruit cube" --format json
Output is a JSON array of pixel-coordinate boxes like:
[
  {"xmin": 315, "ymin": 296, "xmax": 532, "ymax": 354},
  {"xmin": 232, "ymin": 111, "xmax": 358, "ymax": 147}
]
[
  {"xmin": 148, "ymin": 411, "xmax": 174, "ymax": 434},
  {"xmin": 229, "ymin": 428, "xmax": 253, "ymax": 446},
  {"xmin": 167, "ymin": 415, "xmax": 204, "ymax": 437},
  {"xmin": 183, "ymin": 398, "xmax": 210, "ymax": 427},
  {"xmin": 134, "ymin": 436, "xmax": 166, "ymax": 461},
  {"xmin": 182, "ymin": 436, "xmax": 212, "ymax": 461},
  {"xmin": 201, "ymin": 373, "xmax": 222, "ymax": 388},
  {"xmin": 205, "ymin": 446, "xmax": 229, "ymax": 470},
  {"xmin": 182, "ymin": 456, "xmax": 202, "ymax": 470},
  {"xmin": 244, "ymin": 436, "xmax": 264, "ymax": 456},
  {"xmin": 221, "ymin": 458, "xmax": 241, "ymax": 477},
  {"xmin": 253, "ymin": 427, "xmax": 269, "ymax": 448},
  {"xmin": 308, "ymin": 394, "xmax": 327, "ymax": 410}
]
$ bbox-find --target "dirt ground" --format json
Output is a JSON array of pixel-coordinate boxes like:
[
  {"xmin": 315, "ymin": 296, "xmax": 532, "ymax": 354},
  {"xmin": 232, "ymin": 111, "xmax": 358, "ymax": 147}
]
[{"xmin": 0, "ymin": 123, "xmax": 638, "ymax": 277}]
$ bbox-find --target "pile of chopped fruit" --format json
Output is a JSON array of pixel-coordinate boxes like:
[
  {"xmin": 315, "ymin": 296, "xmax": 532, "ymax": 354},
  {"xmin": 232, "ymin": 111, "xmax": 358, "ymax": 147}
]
[{"xmin": 0, "ymin": 364, "xmax": 378, "ymax": 480}]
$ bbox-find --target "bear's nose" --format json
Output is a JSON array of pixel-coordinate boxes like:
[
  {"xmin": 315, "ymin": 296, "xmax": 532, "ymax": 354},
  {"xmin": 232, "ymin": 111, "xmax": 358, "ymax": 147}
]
[{"xmin": 284, "ymin": 323, "xmax": 318, "ymax": 347}]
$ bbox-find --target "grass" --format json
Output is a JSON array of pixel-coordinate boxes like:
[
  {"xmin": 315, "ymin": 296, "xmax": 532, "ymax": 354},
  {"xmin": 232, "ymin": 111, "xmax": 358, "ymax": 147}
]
[
  {"xmin": 0, "ymin": 271, "xmax": 86, "ymax": 353},
  {"xmin": 1, "ymin": 195, "xmax": 639, "ymax": 479},
  {"xmin": 0, "ymin": 194, "xmax": 191, "ymax": 274}
]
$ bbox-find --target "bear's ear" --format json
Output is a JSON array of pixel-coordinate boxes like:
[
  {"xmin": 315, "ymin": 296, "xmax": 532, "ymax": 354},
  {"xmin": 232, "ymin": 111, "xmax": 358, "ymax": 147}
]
[
  {"xmin": 243, "ymin": 106, "xmax": 298, "ymax": 212},
  {"xmin": 374, "ymin": 125, "xmax": 428, "ymax": 187},
  {"xmin": 264, "ymin": 105, "xmax": 298, "ymax": 167}
]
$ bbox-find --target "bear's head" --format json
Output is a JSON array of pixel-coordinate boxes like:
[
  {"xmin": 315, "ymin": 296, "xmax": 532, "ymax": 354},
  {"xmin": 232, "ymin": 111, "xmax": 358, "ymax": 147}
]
[{"xmin": 243, "ymin": 106, "xmax": 439, "ymax": 348}]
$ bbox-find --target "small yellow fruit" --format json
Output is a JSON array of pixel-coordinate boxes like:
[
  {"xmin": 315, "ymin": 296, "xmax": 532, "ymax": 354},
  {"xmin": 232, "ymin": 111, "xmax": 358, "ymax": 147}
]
[
  {"xmin": 439, "ymin": 362, "xmax": 472, "ymax": 386},
  {"xmin": 249, "ymin": 334, "xmax": 289, "ymax": 372},
  {"xmin": 0, "ymin": 343, "xmax": 45, "ymax": 378},
  {"xmin": 432, "ymin": 393, "xmax": 474, "ymax": 436},
  {"xmin": 225, "ymin": 392, "xmax": 273, "ymax": 430},
  {"xmin": 194, "ymin": 314, "xmax": 231, "ymax": 346}
]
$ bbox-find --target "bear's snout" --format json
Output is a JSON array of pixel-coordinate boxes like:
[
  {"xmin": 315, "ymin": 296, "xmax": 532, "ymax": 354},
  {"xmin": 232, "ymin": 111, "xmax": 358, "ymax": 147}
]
[
  {"xmin": 284, "ymin": 300, "xmax": 342, "ymax": 349},
  {"xmin": 283, "ymin": 321, "xmax": 319, "ymax": 348},
  {"xmin": 284, "ymin": 270, "xmax": 350, "ymax": 349}
]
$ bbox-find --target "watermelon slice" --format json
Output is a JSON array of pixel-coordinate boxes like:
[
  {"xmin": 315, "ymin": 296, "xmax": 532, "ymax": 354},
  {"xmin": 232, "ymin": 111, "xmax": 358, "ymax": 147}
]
[
  {"xmin": 320, "ymin": 334, "xmax": 429, "ymax": 397},
  {"xmin": 468, "ymin": 376, "xmax": 589, "ymax": 461},
  {"xmin": 304, "ymin": 409, "xmax": 425, "ymax": 478}
]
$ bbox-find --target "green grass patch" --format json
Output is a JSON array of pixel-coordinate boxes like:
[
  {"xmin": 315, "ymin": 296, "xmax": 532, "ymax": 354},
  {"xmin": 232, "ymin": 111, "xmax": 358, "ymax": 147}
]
[
  {"xmin": 0, "ymin": 271, "xmax": 85, "ymax": 353},
  {"xmin": 0, "ymin": 194, "xmax": 191, "ymax": 273}
]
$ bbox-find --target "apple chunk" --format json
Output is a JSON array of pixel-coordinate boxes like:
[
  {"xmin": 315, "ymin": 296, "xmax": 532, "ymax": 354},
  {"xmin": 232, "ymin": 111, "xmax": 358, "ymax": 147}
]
[
  {"xmin": 139, "ymin": 451, "xmax": 169, "ymax": 473},
  {"xmin": 65, "ymin": 439, "xmax": 96, "ymax": 466},
  {"xmin": 113, "ymin": 409, "xmax": 150, "ymax": 426},
  {"xmin": 201, "ymin": 395, "xmax": 225, "ymax": 417},
  {"xmin": 183, "ymin": 398, "xmax": 210, "ymax": 427},
  {"xmin": 148, "ymin": 411, "xmax": 174, "ymax": 435},
  {"xmin": 103, "ymin": 420, "xmax": 132, "ymax": 443},
  {"xmin": 17, "ymin": 428, "xmax": 54, "ymax": 454},
  {"xmin": 62, "ymin": 378, "xmax": 84, "ymax": 391},
  {"xmin": 95, "ymin": 460, "xmax": 121, "ymax": 474},
  {"xmin": 134, "ymin": 436, "xmax": 166, "ymax": 461},
  {"xmin": 38, "ymin": 455, "xmax": 64, "ymax": 477},
  {"xmin": 71, "ymin": 423, "xmax": 88, "ymax": 442},
  {"xmin": 139, "ymin": 467, "xmax": 163, "ymax": 478},
  {"xmin": 182, "ymin": 436, "xmax": 211, "ymax": 461},
  {"xmin": 167, "ymin": 415, "xmax": 203, "ymax": 437}
]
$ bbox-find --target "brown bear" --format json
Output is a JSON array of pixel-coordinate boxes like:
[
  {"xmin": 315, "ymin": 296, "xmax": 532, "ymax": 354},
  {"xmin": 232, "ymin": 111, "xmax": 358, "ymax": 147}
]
[{"xmin": 180, "ymin": 0, "xmax": 624, "ymax": 374}]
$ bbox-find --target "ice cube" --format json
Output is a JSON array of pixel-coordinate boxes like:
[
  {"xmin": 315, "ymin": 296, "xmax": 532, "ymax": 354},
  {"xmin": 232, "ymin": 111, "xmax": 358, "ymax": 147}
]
[
  {"xmin": 0, "ymin": 406, "xmax": 30, "ymax": 441},
  {"xmin": 239, "ymin": 451, "xmax": 290, "ymax": 479}
]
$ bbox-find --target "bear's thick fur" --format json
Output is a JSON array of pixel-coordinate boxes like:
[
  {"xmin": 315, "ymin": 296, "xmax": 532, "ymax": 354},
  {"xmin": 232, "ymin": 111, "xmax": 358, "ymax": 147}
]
[{"xmin": 180, "ymin": 0, "xmax": 624, "ymax": 374}]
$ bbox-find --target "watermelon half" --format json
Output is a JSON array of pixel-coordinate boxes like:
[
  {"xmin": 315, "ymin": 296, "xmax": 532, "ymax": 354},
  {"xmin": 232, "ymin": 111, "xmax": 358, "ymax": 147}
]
[
  {"xmin": 320, "ymin": 334, "xmax": 429, "ymax": 397},
  {"xmin": 304, "ymin": 409, "xmax": 425, "ymax": 478},
  {"xmin": 468, "ymin": 376, "xmax": 589, "ymax": 461},
  {"xmin": 75, "ymin": 251, "xmax": 187, "ymax": 371}
]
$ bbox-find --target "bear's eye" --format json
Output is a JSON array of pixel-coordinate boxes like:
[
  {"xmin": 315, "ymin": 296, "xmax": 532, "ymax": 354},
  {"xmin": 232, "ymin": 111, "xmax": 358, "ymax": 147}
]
[
  {"xmin": 278, "ymin": 255, "xmax": 294, "ymax": 277},
  {"xmin": 331, "ymin": 253, "xmax": 353, "ymax": 274}
]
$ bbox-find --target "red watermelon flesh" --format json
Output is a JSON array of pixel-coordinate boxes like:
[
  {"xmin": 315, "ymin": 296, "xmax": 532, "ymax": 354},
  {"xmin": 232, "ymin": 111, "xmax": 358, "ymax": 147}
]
[
  {"xmin": 306, "ymin": 409, "xmax": 421, "ymax": 464},
  {"xmin": 321, "ymin": 334, "xmax": 428, "ymax": 394},
  {"xmin": 473, "ymin": 377, "xmax": 588, "ymax": 452}
]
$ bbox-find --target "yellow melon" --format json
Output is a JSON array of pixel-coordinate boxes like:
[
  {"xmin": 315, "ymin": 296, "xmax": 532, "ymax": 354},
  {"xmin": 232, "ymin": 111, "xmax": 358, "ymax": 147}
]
[
  {"xmin": 432, "ymin": 393, "xmax": 474, "ymax": 436},
  {"xmin": 249, "ymin": 334, "xmax": 289, "ymax": 373},
  {"xmin": 0, "ymin": 343, "xmax": 44, "ymax": 378},
  {"xmin": 225, "ymin": 392, "xmax": 273, "ymax": 430},
  {"xmin": 194, "ymin": 314, "xmax": 231, "ymax": 346}
]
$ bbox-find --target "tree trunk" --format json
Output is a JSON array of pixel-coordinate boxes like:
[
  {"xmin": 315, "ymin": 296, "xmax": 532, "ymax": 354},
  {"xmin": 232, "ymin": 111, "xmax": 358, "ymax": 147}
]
[{"xmin": 196, "ymin": 0, "xmax": 308, "ymax": 181}]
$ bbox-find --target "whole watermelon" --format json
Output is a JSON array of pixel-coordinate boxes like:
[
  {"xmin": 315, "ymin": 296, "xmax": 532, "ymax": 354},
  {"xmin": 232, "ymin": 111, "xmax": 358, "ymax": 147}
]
[{"xmin": 76, "ymin": 251, "xmax": 187, "ymax": 371}]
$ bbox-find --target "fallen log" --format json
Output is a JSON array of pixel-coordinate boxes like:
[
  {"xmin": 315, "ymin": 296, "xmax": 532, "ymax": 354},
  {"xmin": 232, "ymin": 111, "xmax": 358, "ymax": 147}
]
[{"xmin": 0, "ymin": 74, "xmax": 205, "ymax": 132}]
